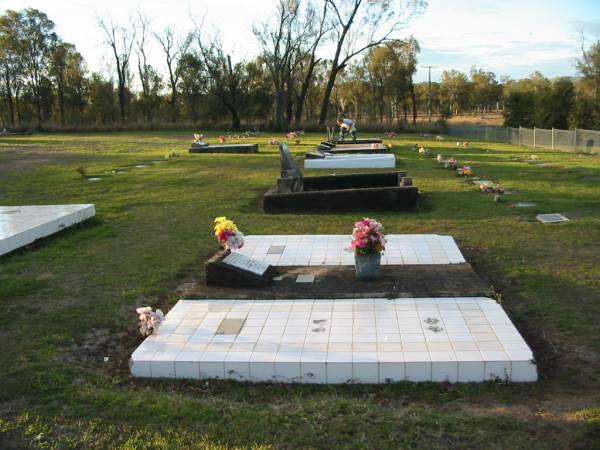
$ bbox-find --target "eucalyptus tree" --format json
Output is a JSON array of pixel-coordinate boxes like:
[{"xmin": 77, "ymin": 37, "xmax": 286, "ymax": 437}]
[
  {"xmin": 317, "ymin": 0, "xmax": 426, "ymax": 125},
  {"xmin": 155, "ymin": 28, "xmax": 191, "ymax": 122},
  {"xmin": 194, "ymin": 30, "xmax": 246, "ymax": 130},
  {"xmin": 254, "ymin": 0, "xmax": 301, "ymax": 131},
  {"xmin": 50, "ymin": 42, "xmax": 80, "ymax": 126},
  {"xmin": 0, "ymin": 10, "xmax": 24, "ymax": 125},
  {"xmin": 7, "ymin": 9, "xmax": 59, "ymax": 126},
  {"xmin": 135, "ymin": 14, "xmax": 163, "ymax": 122},
  {"xmin": 98, "ymin": 15, "xmax": 136, "ymax": 123},
  {"xmin": 254, "ymin": 0, "xmax": 329, "ymax": 130}
]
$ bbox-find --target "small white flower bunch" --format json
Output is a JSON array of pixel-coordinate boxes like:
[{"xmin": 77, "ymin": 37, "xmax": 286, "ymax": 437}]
[{"xmin": 136, "ymin": 306, "xmax": 165, "ymax": 336}]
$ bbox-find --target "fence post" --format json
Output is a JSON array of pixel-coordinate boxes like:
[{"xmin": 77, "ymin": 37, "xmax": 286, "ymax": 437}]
[
  {"xmin": 533, "ymin": 127, "xmax": 536, "ymax": 148},
  {"xmin": 519, "ymin": 126, "xmax": 522, "ymax": 145},
  {"xmin": 573, "ymin": 128, "xmax": 577, "ymax": 153},
  {"xmin": 551, "ymin": 128, "xmax": 554, "ymax": 150}
]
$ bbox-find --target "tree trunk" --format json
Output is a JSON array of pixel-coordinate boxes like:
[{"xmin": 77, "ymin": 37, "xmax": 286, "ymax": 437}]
[
  {"xmin": 274, "ymin": 82, "xmax": 285, "ymax": 131},
  {"xmin": 57, "ymin": 74, "xmax": 65, "ymax": 127},
  {"xmin": 118, "ymin": 82, "xmax": 126, "ymax": 122},
  {"xmin": 3, "ymin": 72, "xmax": 15, "ymax": 126},
  {"xmin": 411, "ymin": 83, "xmax": 417, "ymax": 125},
  {"xmin": 319, "ymin": 70, "xmax": 337, "ymax": 125},
  {"xmin": 230, "ymin": 109, "xmax": 241, "ymax": 130},
  {"xmin": 294, "ymin": 58, "xmax": 318, "ymax": 130}
]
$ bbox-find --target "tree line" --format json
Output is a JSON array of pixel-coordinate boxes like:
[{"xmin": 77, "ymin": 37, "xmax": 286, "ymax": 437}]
[{"xmin": 1, "ymin": 3, "xmax": 599, "ymax": 132}]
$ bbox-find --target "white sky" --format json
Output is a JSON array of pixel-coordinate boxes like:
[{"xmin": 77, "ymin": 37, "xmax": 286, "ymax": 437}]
[{"xmin": 1, "ymin": 0, "xmax": 599, "ymax": 83}]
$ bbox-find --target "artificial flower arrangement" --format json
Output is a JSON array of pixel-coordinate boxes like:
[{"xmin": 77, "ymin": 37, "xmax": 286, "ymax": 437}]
[
  {"xmin": 136, "ymin": 306, "xmax": 165, "ymax": 336},
  {"xmin": 445, "ymin": 157, "xmax": 458, "ymax": 169},
  {"xmin": 218, "ymin": 135, "xmax": 226, "ymax": 143},
  {"xmin": 418, "ymin": 147, "xmax": 431, "ymax": 156},
  {"xmin": 351, "ymin": 217, "xmax": 387, "ymax": 255},
  {"xmin": 385, "ymin": 131, "xmax": 397, "ymax": 138},
  {"xmin": 457, "ymin": 165, "xmax": 473, "ymax": 176},
  {"xmin": 214, "ymin": 216, "xmax": 245, "ymax": 251}
]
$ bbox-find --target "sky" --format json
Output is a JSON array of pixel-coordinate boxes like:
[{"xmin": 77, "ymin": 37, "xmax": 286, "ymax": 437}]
[{"xmin": 1, "ymin": 0, "xmax": 599, "ymax": 84}]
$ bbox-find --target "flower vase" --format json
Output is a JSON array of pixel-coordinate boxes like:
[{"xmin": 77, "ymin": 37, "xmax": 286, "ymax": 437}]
[{"xmin": 354, "ymin": 253, "xmax": 381, "ymax": 280}]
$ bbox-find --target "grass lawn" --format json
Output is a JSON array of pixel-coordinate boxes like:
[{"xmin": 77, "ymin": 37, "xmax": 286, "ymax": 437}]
[{"xmin": 0, "ymin": 131, "xmax": 599, "ymax": 449}]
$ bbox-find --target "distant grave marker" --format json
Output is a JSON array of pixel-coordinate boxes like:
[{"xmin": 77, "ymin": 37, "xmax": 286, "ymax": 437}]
[{"xmin": 536, "ymin": 213, "xmax": 569, "ymax": 223}]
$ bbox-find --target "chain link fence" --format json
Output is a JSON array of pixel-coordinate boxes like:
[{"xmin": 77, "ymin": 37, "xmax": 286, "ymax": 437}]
[{"xmin": 446, "ymin": 124, "xmax": 600, "ymax": 155}]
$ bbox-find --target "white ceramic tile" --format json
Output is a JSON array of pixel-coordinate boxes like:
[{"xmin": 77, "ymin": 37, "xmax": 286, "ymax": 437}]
[
  {"xmin": 403, "ymin": 351, "xmax": 432, "ymax": 382},
  {"xmin": 275, "ymin": 352, "xmax": 302, "ymax": 382},
  {"xmin": 224, "ymin": 352, "xmax": 252, "ymax": 381},
  {"xmin": 511, "ymin": 361, "xmax": 538, "ymax": 382},
  {"xmin": 301, "ymin": 352, "xmax": 327, "ymax": 383}
]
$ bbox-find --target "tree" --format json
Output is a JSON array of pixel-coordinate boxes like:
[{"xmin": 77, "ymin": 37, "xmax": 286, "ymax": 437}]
[
  {"xmin": 439, "ymin": 70, "xmax": 470, "ymax": 116},
  {"xmin": 317, "ymin": 0, "xmax": 425, "ymax": 125},
  {"xmin": 195, "ymin": 31, "xmax": 246, "ymax": 130},
  {"xmin": 177, "ymin": 52, "xmax": 205, "ymax": 122},
  {"xmin": 0, "ymin": 10, "xmax": 25, "ymax": 126},
  {"xmin": 254, "ymin": 0, "xmax": 300, "ymax": 131},
  {"xmin": 571, "ymin": 39, "xmax": 600, "ymax": 129},
  {"xmin": 155, "ymin": 28, "xmax": 190, "ymax": 122},
  {"xmin": 503, "ymin": 90, "xmax": 535, "ymax": 127},
  {"xmin": 534, "ymin": 77, "xmax": 574, "ymax": 129},
  {"xmin": 135, "ymin": 14, "xmax": 163, "ymax": 122},
  {"xmin": 50, "ymin": 43, "xmax": 85, "ymax": 126},
  {"xmin": 98, "ymin": 15, "xmax": 136, "ymax": 123},
  {"xmin": 291, "ymin": 0, "xmax": 328, "ymax": 129},
  {"xmin": 14, "ymin": 9, "xmax": 58, "ymax": 126},
  {"xmin": 87, "ymin": 72, "xmax": 117, "ymax": 124},
  {"xmin": 470, "ymin": 67, "xmax": 502, "ymax": 118}
]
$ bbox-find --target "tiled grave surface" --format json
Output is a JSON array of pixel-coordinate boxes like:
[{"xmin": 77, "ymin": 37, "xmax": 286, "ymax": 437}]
[
  {"xmin": 304, "ymin": 154, "xmax": 396, "ymax": 169},
  {"xmin": 130, "ymin": 297, "xmax": 537, "ymax": 383},
  {"xmin": 0, "ymin": 204, "xmax": 96, "ymax": 256},
  {"xmin": 237, "ymin": 235, "xmax": 466, "ymax": 266}
]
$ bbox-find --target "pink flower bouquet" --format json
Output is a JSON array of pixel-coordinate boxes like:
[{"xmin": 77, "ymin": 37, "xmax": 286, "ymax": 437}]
[{"xmin": 351, "ymin": 217, "xmax": 387, "ymax": 256}]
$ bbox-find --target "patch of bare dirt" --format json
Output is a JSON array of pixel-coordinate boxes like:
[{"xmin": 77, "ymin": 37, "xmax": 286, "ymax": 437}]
[{"xmin": 0, "ymin": 149, "xmax": 104, "ymax": 179}]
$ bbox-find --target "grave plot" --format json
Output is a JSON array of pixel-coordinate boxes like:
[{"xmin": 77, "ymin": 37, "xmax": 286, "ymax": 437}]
[
  {"xmin": 0, "ymin": 204, "xmax": 95, "ymax": 256},
  {"xmin": 238, "ymin": 234, "xmax": 465, "ymax": 266},
  {"xmin": 315, "ymin": 139, "xmax": 390, "ymax": 155},
  {"xmin": 304, "ymin": 153, "xmax": 396, "ymax": 169},
  {"xmin": 130, "ymin": 297, "xmax": 537, "ymax": 383},
  {"xmin": 264, "ymin": 145, "xmax": 418, "ymax": 213},
  {"xmin": 197, "ymin": 234, "xmax": 485, "ymax": 299},
  {"xmin": 189, "ymin": 143, "xmax": 259, "ymax": 153}
]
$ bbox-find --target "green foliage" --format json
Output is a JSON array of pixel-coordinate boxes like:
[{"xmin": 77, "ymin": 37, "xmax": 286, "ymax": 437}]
[{"xmin": 504, "ymin": 91, "xmax": 535, "ymax": 127}]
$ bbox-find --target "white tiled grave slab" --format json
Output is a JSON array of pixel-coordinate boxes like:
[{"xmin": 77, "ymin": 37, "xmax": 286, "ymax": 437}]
[
  {"xmin": 236, "ymin": 234, "xmax": 465, "ymax": 266},
  {"xmin": 130, "ymin": 297, "xmax": 537, "ymax": 383},
  {"xmin": 0, "ymin": 204, "xmax": 96, "ymax": 256},
  {"xmin": 304, "ymin": 154, "xmax": 396, "ymax": 169}
]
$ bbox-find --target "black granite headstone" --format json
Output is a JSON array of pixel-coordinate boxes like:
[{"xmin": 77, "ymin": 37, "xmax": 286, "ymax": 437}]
[{"xmin": 205, "ymin": 250, "xmax": 276, "ymax": 287}]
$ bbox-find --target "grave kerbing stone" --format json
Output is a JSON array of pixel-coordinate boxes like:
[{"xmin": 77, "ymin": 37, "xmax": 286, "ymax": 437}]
[{"xmin": 205, "ymin": 250, "xmax": 276, "ymax": 287}]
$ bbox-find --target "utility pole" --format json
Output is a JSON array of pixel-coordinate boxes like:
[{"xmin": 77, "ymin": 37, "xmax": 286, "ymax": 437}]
[{"xmin": 422, "ymin": 65, "xmax": 436, "ymax": 123}]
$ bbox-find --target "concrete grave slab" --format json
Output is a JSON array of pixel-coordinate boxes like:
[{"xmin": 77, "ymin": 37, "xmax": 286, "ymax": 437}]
[
  {"xmin": 536, "ymin": 213, "xmax": 569, "ymax": 223},
  {"xmin": 0, "ymin": 204, "xmax": 96, "ymax": 256}
]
